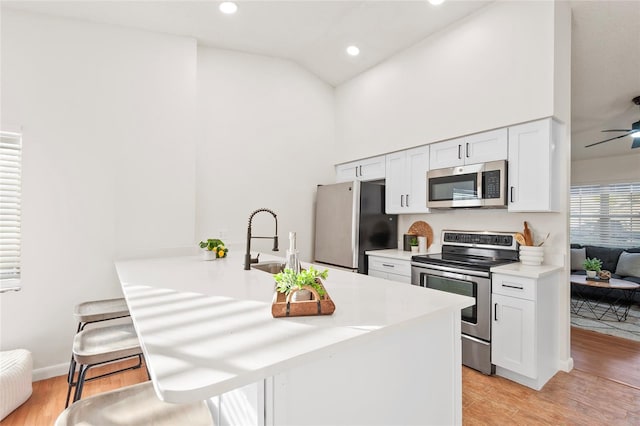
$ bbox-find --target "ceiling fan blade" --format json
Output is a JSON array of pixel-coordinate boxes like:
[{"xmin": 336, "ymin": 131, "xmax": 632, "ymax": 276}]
[
  {"xmin": 601, "ymin": 129, "xmax": 632, "ymax": 132},
  {"xmin": 585, "ymin": 132, "xmax": 634, "ymax": 148},
  {"xmin": 632, "ymin": 138, "xmax": 640, "ymax": 149}
]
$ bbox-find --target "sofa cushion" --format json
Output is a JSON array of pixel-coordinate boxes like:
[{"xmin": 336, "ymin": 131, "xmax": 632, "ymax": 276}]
[
  {"xmin": 570, "ymin": 248, "xmax": 586, "ymax": 271},
  {"xmin": 615, "ymin": 251, "xmax": 640, "ymax": 278},
  {"xmin": 622, "ymin": 276, "xmax": 640, "ymax": 285},
  {"xmin": 584, "ymin": 246, "xmax": 624, "ymax": 273}
]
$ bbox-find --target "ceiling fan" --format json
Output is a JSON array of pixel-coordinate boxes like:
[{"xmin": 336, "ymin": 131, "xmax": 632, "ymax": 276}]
[{"xmin": 585, "ymin": 96, "xmax": 640, "ymax": 149}]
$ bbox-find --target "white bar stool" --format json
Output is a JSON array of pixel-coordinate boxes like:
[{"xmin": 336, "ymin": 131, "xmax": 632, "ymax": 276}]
[
  {"xmin": 74, "ymin": 298, "xmax": 130, "ymax": 331},
  {"xmin": 56, "ymin": 382, "xmax": 214, "ymax": 426},
  {"xmin": 66, "ymin": 323, "xmax": 146, "ymax": 406},
  {"xmin": 65, "ymin": 297, "xmax": 140, "ymax": 407}
]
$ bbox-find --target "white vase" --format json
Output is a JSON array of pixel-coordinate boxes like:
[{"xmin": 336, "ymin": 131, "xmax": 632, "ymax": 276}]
[
  {"xmin": 292, "ymin": 289, "xmax": 312, "ymax": 301},
  {"xmin": 202, "ymin": 250, "xmax": 216, "ymax": 261},
  {"xmin": 411, "ymin": 246, "xmax": 419, "ymax": 253},
  {"xmin": 586, "ymin": 270, "xmax": 597, "ymax": 279}
]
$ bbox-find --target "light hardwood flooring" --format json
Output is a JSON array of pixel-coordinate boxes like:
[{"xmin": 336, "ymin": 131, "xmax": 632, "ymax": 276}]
[{"xmin": 2, "ymin": 328, "xmax": 640, "ymax": 425}]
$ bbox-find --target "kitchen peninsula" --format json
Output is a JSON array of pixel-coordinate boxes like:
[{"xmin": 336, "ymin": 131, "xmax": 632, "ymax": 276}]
[{"xmin": 115, "ymin": 251, "xmax": 473, "ymax": 425}]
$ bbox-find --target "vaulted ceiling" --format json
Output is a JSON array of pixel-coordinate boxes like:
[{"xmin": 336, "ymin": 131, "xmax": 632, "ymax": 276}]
[{"xmin": 3, "ymin": 0, "xmax": 639, "ymax": 161}]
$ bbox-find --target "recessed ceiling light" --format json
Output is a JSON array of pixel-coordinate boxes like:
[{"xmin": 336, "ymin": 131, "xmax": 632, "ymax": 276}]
[
  {"xmin": 346, "ymin": 45, "xmax": 360, "ymax": 57},
  {"xmin": 219, "ymin": 2, "xmax": 238, "ymax": 14},
  {"xmin": 428, "ymin": 0, "xmax": 445, "ymax": 5}
]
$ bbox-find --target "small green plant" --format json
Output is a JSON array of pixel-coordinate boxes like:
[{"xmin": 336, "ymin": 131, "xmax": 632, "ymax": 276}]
[
  {"xmin": 409, "ymin": 236, "xmax": 418, "ymax": 246},
  {"xmin": 583, "ymin": 257, "xmax": 602, "ymax": 272},
  {"xmin": 274, "ymin": 266, "xmax": 329, "ymax": 297},
  {"xmin": 199, "ymin": 239, "xmax": 228, "ymax": 258}
]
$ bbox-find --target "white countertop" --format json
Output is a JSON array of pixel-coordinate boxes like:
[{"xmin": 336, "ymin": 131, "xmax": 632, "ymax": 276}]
[
  {"xmin": 115, "ymin": 251, "xmax": 473, "ymax": 403},
  {"xmin": 365, "ymin": 248, "xmax": 433, "ymax": 261},
  {"xmin": 491, "ymin": 262, "xmax": 563, "ymax": 278}
]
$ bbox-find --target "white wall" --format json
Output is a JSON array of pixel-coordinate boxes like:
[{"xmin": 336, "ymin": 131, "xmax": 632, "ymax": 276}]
[
  {"xmin": 572, "ymin": 153, "xmax": 640, "ymax": 185},
  {"xmin": 335, "ymin": 1, "xmax": 574, "ymax": 370},
  {"xmin": 0, "ymin": 10, "xmax": 197, "ymax": 375},
  {"xmin": 334, "ymin": 0, "xmax": 556, "ymax": 164},
  {"xmin": 196, "ymin": 48, "xmax": 335, "ymax": 262}
]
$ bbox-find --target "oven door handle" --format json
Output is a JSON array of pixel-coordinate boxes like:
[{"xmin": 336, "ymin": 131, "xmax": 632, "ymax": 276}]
[{"xmin": 411, "ymin": 262, "xmax": 490, "ymax": 279}]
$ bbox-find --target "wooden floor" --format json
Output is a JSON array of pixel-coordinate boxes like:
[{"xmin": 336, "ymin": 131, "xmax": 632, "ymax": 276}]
[
  {"xmin": 571, "ymin": 326, "xmax": 640, "ymax": 390},
  {"xmin": 2, "ymin": 328, "xmax": 640, "ymax": 425}
]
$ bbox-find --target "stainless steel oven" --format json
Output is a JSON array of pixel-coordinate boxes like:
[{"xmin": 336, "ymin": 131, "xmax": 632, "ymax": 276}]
[{"xmin": 411, "ymin": 230, "xmax": 518, "ymax": 375}]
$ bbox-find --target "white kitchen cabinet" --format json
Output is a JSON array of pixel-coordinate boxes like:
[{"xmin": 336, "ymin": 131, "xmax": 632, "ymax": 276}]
[
  {"xmin": 335, "ymin": 155, "xmax": 385, "ymax": 182},
  {"xmin": 385, "ymin": 145, "xmax": 429, "ymax": 214},
  {"xmin": 492, "ymin": 293, "xmax": 536, "ymax": 378},
  {"xmin": 368, "ymin": 256, "xmax": 411, "ymax": 283},
  {"xmin": 429, "ymin": 128, "xmax": 508, "ymax": 169},
  {"xmin": 507, "ymin": 118, "xmax": 560, "ymax": 212},
  {"xmin": 491, "ymin": 271, "xmax": 559, "ymax": 390}
]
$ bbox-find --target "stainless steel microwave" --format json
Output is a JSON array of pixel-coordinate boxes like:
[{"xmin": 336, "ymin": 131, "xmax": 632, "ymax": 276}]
[{"xmin": 427, "ymin": 160, "xmax": 507, "ymax": 208}]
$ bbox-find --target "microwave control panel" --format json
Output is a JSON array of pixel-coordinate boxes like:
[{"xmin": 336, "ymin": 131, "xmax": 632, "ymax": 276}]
[{"xmin": 482, "ymin": 170, "xmax": 501, "ymax": 199}]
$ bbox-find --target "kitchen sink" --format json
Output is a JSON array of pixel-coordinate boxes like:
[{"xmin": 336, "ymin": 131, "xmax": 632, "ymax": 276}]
[{"xmin": 251, "ymin": 261, "xmax": 286, "ymax": 274}]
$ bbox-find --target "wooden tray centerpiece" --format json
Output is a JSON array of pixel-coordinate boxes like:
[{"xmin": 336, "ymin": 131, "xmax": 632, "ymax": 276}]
[{"xmin": 271, "ymin": 266, "xmax": 335, "ymax": 318}]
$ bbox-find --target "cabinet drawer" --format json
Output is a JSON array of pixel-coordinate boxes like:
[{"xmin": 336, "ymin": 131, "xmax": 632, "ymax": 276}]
[
  {"xmin": 492, "ymin": 274, "xmax": 536, "ymax": 301},
  {"xmin": 368, "ymin": 256, "xmax": 411, "ymax": 277}
]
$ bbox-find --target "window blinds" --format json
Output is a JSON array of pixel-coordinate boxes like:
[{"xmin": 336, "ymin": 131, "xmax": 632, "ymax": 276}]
[
  {"xmin": 0, "ymin": 131, "xmax": 22, "ymax": 290},
  {"xmin": 570, "ymin": 182, "xmax": 640, "ymax": 248}
]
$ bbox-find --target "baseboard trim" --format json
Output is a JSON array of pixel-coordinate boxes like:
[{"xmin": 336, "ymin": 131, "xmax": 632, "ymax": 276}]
[
  {"xmin": 33, "ymin": 362, "xmax": 68, "ymax": 381},
  {"xmin": 558, "ymin": 357, "xmax": 574, "ymax": 372}
]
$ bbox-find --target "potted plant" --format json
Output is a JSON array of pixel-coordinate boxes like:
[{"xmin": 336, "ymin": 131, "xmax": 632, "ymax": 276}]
[
  {"xmin": 410, "ymin": 236, "xmax": 419, "ymax": 253},
  {"xmin": 199, "ymin": 239, "xmax": 228, "ymax": 261},
  {"xmin": 583, "ymin": 257, "xmax": 602, "ymax": 279},
  {"xmin": 274, "ymin": 266, "xmax": 328, "ymax": 301}
]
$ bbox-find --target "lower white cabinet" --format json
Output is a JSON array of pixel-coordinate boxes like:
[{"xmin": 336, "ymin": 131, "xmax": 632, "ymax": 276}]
[
  {"xmin": 368, "ymin": 256, "xmax": 411, "ymax": 283},
  {"xmin": 491, "ymin": 272, "xmax": 559, "ymax": 390},
  {"xmin": 492, "ymin": 293, "xmax": 536, "ymax": 377}
]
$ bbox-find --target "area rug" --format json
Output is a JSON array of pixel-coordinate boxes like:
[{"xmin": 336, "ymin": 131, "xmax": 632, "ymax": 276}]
[{"xmin": 571, "ymin": 298, "xmax": 640, "ymax": 342}]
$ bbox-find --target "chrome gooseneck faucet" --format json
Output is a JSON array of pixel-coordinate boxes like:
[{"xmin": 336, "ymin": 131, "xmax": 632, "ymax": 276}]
[{"xmin": 244, "ymin": 208, "xmax": 279, "ymax": 270}]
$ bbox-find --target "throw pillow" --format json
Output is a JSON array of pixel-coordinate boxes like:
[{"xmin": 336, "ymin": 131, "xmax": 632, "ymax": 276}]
[
  {"xmin": 570, "ymin": 248, "xmax": 586, "ymax": 271},
  {"xmin": 615, "ymin": 251, "xmax": 640, "ymax": 277}
]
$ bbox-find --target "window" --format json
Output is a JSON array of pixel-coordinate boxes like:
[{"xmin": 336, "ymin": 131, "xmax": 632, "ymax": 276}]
[
  {"xmin": 570, "ymin": 182, "xmax": 640, "ymax": 248},
  {"xmin": 0, "ymin": 130, "xmax": 22, "ymax": 291}
]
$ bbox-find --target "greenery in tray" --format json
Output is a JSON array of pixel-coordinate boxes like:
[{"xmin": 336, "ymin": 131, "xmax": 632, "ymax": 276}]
[
  {"xmin": 274, "ymin": 266, "xmax": 329, "ymax": 296},
  {"xmin": 583, "ymin": 257, "xmax": 602, "ymax": 272},
  {"xmin": 199, "ymin": 239, "xmax": 228, "ymax": 258}
]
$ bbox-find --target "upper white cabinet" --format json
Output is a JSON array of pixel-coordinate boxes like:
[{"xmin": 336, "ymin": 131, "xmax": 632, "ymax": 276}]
[
  {"xmin": 385, "ymin": 146, "xmax": 430, "ymax": 214},
  {"xmin": 429, "ymin": 128, "xmax": 508, "ymax": 169},
  {"xmin": 335, "ymin": 155, "xmax": 385, "ymax": 182},
  {"xmin": 508, "ymin": 118, "xmax": 560, "ymax": 212}
]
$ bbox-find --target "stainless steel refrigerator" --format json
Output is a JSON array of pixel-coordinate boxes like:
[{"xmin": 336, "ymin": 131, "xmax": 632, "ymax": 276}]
[{"xmin": 314, "ymin": 181, "xmax": 398, "ymax": 274}]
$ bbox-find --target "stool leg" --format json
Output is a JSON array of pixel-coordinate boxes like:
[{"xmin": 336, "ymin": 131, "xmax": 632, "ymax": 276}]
[
  {"xmin": 74, "ymin": 364, "xmax": 90, "ymax": 403},
  {"xmin": 64, "ymin": 357, "xmax": 77, "ymax": 408}
]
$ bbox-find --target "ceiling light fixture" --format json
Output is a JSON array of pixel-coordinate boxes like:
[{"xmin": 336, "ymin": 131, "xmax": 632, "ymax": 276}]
[
  {"xmin": 428, "ymin": 0, "xmax": 445, "ymax": 5},
  {"xmin": 346, "ymin": 45, "xmax": 360, "ymax": 57},
  {"xmin": 219, "ymin": 2, "xmax": 238, "ymax": 14}
]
